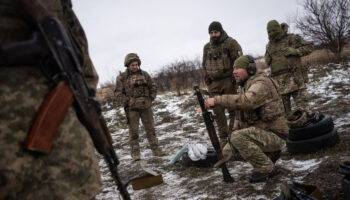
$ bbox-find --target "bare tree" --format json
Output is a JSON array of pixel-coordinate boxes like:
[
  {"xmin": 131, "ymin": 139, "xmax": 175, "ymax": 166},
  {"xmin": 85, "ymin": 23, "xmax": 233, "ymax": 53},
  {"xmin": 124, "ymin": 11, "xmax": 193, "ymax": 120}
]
[
  {"xmin": 296, "ymin": 0, "xmax": 350, "ymax": 60},
  {"xmin": 153, "ymin": 58, "xmax": 205, "ymax": 94}
]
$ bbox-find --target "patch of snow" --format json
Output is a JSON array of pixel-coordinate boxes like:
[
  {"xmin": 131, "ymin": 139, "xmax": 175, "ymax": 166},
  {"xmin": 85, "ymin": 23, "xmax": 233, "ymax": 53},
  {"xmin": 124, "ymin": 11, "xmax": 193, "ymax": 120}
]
[{"xmin": 96, "ymin": 63, "xmax": 350, "ymax": 199}]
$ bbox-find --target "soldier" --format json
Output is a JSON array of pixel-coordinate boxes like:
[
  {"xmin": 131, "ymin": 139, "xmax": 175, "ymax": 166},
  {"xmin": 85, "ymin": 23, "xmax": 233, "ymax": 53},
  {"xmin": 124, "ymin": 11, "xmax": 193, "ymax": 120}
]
[
  {"xmin": 115, "ymin": 53, "xmax": 164, "ymax": 161},
  {"xmin": 265, "ymin": 20, "xmax": 313, "ymax": 116},
  {"xmin": 205, "ymin": 55, "xmax": 288, "ymax": 183},
  {"xmin": 202, "ymin": 21, "xmax": 243, "ymax": 148},
  {"xmin": 0, "ymin": 0, "xmax": 101, "ymax": 199}
]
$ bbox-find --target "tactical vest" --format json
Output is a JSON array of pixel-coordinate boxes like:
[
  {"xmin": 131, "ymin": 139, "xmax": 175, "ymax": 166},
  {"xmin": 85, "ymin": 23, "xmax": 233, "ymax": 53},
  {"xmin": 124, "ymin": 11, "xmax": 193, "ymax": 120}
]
[
  {"xmin": 127, "ymin": 72, "xmax": 150, "ymax": 98},
  {"xmin": 236, "ymin": 75, "xmax": 284, "ymax": 124},
  {"xmin": 204, "ymin": 39, "xmax": 230, "ymax": 80},
  {"xmin": 266, "ymin": 35, "xmax": 296, "ymax": 76},
  {"xmin": 123, "ymin": 70, "xmax": 152, "ymax": 110}
]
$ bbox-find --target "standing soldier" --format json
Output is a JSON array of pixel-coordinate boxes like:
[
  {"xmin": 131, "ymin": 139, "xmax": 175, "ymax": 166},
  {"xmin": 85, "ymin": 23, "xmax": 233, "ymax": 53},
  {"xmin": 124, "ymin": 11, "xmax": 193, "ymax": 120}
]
[
  {"xmin": 206, "ymin": 55, "xmax": 288, "ymax": 183},
  {"xmin": 265, "ymin": 20, "xmax": 313, "ymax": 115},
  {"xmin": 202, "ymin": 21, "xmax": 243, "ymax": 148},
  {"xmin": 0, "ymin": 0, "xmax": 101, "ymax": 199},
  {"xmin": 115, "ymin": 53, "xmax": 164, "ymax": 161}
]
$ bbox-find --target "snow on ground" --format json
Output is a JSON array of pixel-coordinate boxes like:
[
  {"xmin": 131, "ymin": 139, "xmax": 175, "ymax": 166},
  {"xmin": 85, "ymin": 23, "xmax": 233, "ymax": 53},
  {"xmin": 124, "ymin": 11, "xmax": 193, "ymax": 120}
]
[{"xmin": 96, "ymin": 63, "xmax": 350, "ymax": 200}]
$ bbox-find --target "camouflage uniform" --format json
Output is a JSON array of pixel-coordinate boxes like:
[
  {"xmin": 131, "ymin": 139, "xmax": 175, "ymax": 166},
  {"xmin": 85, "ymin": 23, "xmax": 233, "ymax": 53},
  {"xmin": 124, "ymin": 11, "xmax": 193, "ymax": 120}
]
[
  {"xmin": 0, "ymin": 0, "xmax": 101, "ymax": 199},
  {"xmin": 115, "ymin": 54, "xmax": 162, "ymax": 160},
  {"xmin": 202, "ymin": 22, "xmax": 243, "ymax": 148},
  {"xmin": 215, "ymin": 70, "xmax": 288, "ymax": 174},
  {"xmin": 265, "ymin": 20, "xmax": 313, "ymax": 115}
]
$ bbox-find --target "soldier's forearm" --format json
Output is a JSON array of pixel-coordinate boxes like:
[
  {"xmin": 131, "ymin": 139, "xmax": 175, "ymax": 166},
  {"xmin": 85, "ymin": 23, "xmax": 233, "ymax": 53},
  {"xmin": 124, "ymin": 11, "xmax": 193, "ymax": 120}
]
[{"xmin": 214, "ymin": 95, "xmax": 256, "ymax": 110}]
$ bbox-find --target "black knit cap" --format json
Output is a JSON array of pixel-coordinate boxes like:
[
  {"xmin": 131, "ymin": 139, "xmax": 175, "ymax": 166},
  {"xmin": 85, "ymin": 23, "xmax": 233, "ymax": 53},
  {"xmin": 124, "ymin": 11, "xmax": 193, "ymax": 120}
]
[{"xmin": 208, "ymin": 21, "xmax": 223, "ymax": 33}]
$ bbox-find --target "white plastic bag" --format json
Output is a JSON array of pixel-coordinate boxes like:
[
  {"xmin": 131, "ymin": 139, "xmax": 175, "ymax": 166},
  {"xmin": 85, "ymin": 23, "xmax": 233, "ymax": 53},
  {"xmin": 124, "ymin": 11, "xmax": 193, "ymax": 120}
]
[{"xmin": 187, "ymin": 143, "xmax": 208, "ymax": 161}]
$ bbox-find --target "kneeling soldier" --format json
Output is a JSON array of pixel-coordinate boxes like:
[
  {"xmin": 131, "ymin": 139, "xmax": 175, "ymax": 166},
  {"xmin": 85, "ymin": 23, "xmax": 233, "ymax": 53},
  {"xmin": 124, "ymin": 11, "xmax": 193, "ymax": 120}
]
[
  {"xmin": 205, "ymin": 55, "xmax": 288, "ymax": 183},
  {"xmin": 115, "ymin": 53, "xmax": 164, "ymax": 161}
]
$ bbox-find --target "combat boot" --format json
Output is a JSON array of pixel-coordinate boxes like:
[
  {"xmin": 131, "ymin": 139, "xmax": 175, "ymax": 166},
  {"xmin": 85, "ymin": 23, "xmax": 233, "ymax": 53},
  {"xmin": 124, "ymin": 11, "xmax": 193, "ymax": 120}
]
[
  {"xmin": 249, "ymin": 170, "xmax": 275, "ymax": 183},
  {"xmin": 152, "ymin": 148, "xmax": 165, "ymax": 156},
  {"xmin": 265, "ymin": 150, "xmax": 281, "ymax": 164},
  {"xmin": 132, "ymin": 152, "xmax": 141, "ymax": 161},
  {"xmin": 130, "ymin": 140, "xmax": 141, "ymax": 161}
]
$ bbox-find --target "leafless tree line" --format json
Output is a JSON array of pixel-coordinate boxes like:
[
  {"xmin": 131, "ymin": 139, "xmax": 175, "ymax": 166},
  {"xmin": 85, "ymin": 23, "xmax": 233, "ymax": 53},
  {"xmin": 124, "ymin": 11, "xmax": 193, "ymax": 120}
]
[
  {"xmin": 153, "ymin": 58, "xmax": 205, "ymax": 95},
  {"xmin": 296, "ymin": 0, "xmax": 350, "ymax": 60}
]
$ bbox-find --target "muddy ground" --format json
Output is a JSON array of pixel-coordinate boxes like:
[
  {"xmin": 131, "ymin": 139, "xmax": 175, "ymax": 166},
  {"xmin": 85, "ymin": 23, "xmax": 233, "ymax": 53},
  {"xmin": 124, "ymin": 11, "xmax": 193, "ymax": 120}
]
[{"xmin": 96, "ymin": 63, "xmax": 350, "ymax": 200}]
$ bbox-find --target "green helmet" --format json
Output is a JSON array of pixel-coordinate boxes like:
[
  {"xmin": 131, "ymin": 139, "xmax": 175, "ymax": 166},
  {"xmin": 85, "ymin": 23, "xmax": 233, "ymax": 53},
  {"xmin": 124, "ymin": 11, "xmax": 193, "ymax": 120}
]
[
  {"xmin": 124, "ymin": 53, "xmax": 141, "ymax": 67},
  {"xmin": 267, "ymin": 20, "xmax": 284, "ymax": 41}
]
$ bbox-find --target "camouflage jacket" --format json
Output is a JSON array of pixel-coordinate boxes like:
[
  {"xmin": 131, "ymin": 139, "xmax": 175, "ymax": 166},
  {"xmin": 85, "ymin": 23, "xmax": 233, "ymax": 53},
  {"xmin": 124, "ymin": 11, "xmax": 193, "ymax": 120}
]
[
  {"xmin": 214, "ymin": 72, "xmax": 289, "ymax": 137},
  {"xmin": 202, "ymin": 31, "xmax": 242, "ymax": 84},
  {"xmin": 265, "ymin": 34, "xmax": 313, "ymax": 94},
  {"xmin": 0, "ymin": 0, "xmax": 99, "ymax": 89},
  {"xmin": 0, "ymin": 0, "xmax": 100, "ymax": 199},
  {"xmin": 115, "ymin": 69, "xmax": 157, "ymax": 108}
]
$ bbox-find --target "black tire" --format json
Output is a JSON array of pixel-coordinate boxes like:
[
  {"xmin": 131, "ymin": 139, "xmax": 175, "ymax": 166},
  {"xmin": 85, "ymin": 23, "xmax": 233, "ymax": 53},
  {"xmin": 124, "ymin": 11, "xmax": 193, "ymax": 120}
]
[
  {"xmin": 289, "ymin": 114, "xmax": 334, "ymax": 141},
  {"xmin": 181, "ymin": 148, "xmax": 218, "ymax": 167},
  {"xmin": 342, "ymin": 177, "xmax": 350, "ymax": 199},
  {"xmin": 287, "ymin": 128, "xmax": 339, "ymax": 154}
]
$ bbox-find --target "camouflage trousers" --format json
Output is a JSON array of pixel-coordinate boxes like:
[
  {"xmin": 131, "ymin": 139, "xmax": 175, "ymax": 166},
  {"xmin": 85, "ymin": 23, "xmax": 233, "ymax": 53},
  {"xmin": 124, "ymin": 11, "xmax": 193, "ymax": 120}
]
[
  {"xmin": 208, "ymin": 77, "xmax": 237, "ymax": 148},
  {"xmin": 0, "ymin": 67, "xmax": 101, "ymax": 200},
  {"xmin": 282, "ymin": 88, "xmax": 310, "ymax": 116},
  {"xmin": 128, "ymin": 107, "xmax": 160, "ymax": 158},
  {"xmin": 222, "ymin": 127, "xmax": 285, "ymax": 173}
]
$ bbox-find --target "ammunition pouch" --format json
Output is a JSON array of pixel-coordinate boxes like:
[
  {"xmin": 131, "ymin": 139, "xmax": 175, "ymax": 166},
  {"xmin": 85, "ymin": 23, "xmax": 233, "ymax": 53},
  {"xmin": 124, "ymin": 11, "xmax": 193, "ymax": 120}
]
[
  {"xmin": 129, "ymin": 97, "xmax": 152, "ymax": 110},
  {"xmin": 205, "ymin": 45, "xmax": 229, "ymax": 80}
]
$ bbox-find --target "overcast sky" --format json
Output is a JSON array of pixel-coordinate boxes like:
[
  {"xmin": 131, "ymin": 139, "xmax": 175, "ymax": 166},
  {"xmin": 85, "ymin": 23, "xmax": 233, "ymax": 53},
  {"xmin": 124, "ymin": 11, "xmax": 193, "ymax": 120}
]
[{"xmin": 72, "ymin": 0, "xmax": 302, "ymax": 85}]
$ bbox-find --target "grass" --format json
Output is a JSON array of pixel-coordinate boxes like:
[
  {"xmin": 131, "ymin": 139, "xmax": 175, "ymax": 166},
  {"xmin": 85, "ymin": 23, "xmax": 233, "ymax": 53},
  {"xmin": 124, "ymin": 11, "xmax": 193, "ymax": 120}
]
[{"xmin": 97, "ymin": 57, "xmax": 350, "ymax": 199}]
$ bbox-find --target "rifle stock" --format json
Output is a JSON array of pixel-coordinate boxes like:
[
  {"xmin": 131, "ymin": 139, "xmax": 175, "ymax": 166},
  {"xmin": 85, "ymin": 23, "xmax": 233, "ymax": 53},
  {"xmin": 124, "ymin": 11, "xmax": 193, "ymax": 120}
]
[
  {"xmin": 15, "ymin": 0, "xmax": 131, "ymax": 199},
  {"xmin": 194, "ymin": 86, "xmax": 234, "ymax": 183}
]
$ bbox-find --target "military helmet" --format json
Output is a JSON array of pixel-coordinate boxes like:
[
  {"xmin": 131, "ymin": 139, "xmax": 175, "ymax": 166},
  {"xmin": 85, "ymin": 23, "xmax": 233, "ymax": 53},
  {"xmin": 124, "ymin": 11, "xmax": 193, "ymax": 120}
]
[
  {"xmin": 124, "ymin": 53, "xmax": 141, "ymax": 67},
  {"xmin": 287, "ymin": 108, "xmax": 309, "ymax": 128},
  {"xmin": 233, "ymin": 55, "xmax": 257, "ymax": 76}
]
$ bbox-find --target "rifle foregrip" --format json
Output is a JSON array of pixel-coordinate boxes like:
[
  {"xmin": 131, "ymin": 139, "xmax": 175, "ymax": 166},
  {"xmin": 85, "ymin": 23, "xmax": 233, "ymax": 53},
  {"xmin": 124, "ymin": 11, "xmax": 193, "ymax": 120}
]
[{"xmin": 24, "ymin": 81, "xmax": 73, "ymax": 153}]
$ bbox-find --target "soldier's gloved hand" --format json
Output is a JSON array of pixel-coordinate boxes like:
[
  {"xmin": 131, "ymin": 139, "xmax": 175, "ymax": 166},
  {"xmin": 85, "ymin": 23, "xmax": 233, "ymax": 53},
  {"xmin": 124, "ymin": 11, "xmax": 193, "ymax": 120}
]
[{"xmin": 282, "ymin": 47, "xmax": 298, "ymax": 57}]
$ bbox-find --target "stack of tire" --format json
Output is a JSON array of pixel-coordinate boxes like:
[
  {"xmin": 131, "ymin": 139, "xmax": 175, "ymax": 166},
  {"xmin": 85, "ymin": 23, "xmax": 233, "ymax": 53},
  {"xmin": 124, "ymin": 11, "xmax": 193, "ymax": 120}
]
[
  {"xmin": 182, "ymin": 148, "xmax": 218, "ymax": 167},
  {"xmin": 339, "ymin": 161, "xmax": 350, "ymax": 199},
  {"xmin": 287, "ymin": 113, "xmax": 339, "ymax": 154}
]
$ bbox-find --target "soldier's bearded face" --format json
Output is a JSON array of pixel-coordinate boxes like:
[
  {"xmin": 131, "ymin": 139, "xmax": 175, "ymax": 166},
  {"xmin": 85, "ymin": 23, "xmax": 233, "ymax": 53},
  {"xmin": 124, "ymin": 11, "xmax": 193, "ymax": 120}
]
[
  {"xmin": 129, "ymin": 61, "xmax": 139, "ymax": 72},
  {"xmin": 233, "ymin": 67, "xmax": 249, "ymax": 84},
  {"xmin": 210, "ymin": 30, "xmax": 221, "ymax": 42}
]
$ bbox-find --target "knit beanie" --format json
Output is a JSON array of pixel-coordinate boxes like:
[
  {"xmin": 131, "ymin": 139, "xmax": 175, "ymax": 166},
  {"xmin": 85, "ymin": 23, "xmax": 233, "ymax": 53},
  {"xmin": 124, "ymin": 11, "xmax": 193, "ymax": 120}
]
[
  {"xmin": 208, "ymin": 21, "xmax": 223, "ymax": 33},
  {"xmin": 233, "ymin": 56, "xmax": 250, "ymax": 69}
]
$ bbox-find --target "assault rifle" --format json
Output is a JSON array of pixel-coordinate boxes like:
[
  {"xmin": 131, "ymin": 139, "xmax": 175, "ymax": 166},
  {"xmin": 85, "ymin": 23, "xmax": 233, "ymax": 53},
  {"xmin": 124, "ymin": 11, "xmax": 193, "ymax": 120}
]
[
  {"xmin": 193, "ymin": 86, "xmax": 234, "ymax": 183},
  {"xmin": 2, "ymin": 0, "xmax": 131, "ymax": 199}
]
